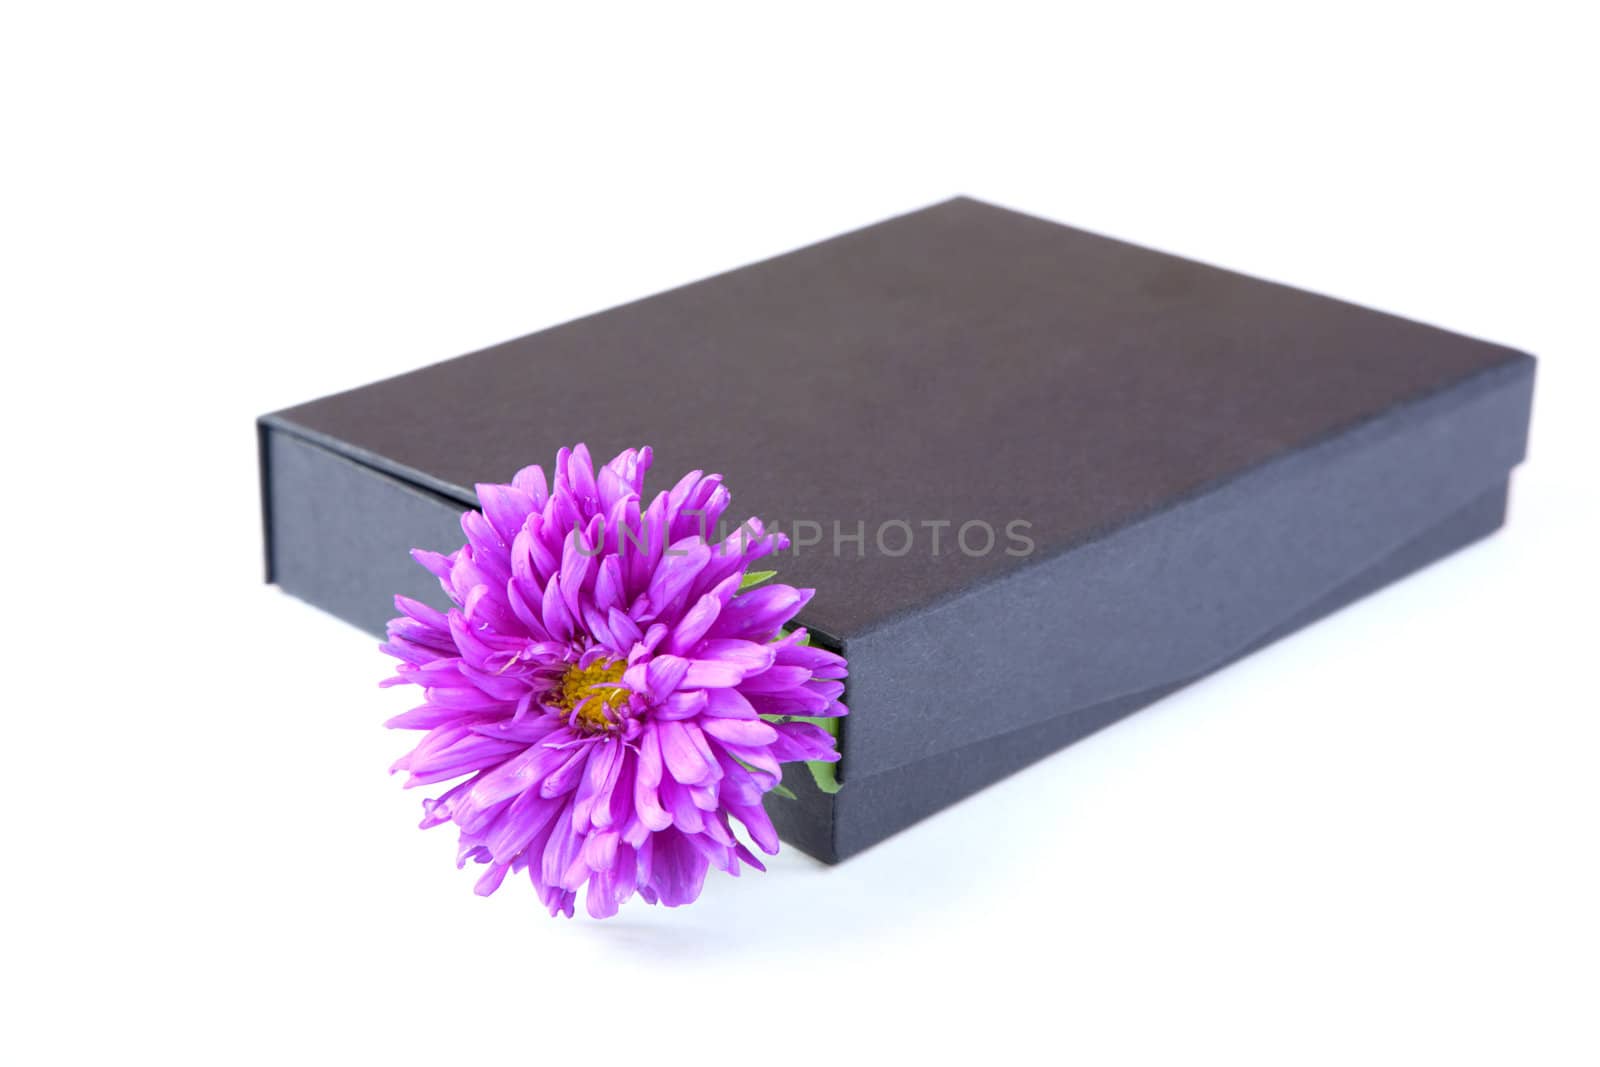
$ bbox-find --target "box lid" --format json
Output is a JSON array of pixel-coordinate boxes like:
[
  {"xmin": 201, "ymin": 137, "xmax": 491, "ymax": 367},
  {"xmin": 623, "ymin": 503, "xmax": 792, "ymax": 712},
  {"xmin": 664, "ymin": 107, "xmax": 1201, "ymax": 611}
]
[{"xmin": 268, "ymin": 197, "xmax": 1527, "ymax": 647}]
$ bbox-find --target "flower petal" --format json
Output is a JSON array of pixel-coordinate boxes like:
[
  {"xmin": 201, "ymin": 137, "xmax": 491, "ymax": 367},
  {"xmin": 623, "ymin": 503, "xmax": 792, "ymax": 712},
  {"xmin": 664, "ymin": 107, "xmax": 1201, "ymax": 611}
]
[
  {"xmin": 633, "ymin": 726, "xmax": 672, "ymax": 831},
  {"xmin": 658, "ymin": 720, "xmax": 718, "ymax": 786},
  {"xmin": 648, "ymin": 539, "xmax": 711, "ymax": 615},
  {"xmin": 476, "ymin": 483, "xmax": 537, "ymax": 546},
  {"xmin": 701, "ymin": 717, "xmax": 779, "ymax": 747}
]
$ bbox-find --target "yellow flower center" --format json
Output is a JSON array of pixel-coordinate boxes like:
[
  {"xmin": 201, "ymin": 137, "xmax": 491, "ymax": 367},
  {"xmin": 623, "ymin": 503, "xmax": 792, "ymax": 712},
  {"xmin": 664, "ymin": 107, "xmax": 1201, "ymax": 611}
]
[{"xmin": 553, "ymin": 657, "xmax": 630, "ymax": 731}]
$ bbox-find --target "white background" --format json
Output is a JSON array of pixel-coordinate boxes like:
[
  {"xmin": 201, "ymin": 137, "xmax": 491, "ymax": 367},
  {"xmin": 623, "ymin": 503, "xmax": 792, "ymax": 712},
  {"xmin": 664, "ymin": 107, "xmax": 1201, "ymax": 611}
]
[{"xmin": 3, "ymin": 3, "xmax": 1596, "ymax": 1064}]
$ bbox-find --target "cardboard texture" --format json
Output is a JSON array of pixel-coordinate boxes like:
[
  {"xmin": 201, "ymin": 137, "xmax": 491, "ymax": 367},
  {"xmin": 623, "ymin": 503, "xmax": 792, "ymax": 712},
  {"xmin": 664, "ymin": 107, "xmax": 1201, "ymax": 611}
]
[{"xmin": 259, "ymin": 197, "xmax": 1535, "ymax": 862}]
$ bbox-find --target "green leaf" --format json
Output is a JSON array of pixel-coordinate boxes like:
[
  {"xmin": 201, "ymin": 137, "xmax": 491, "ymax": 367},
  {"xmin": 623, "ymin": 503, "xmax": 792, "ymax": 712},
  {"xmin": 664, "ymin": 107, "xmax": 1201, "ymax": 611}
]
[
  {"xmin": 769, "ymin": 782, "xmax": 798, "ymax": 800},
  {"xmin": 804, "ymin": 758, "xmax": 841, "ymax": 794},
  {"xmin": 761, "ymin": 713, "xmax": 843, "ymax": 794},
  {"xmin": 739, "ymin": 569, "xmax": 778, "ymax": 591},
  {"xmin": 799, "ymin": 713, "xmax": 842, "ymax": 793}
]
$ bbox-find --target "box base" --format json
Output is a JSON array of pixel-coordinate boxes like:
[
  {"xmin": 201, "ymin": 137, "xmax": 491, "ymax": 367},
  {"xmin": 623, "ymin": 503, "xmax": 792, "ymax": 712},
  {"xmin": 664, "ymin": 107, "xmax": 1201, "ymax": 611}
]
[{"xmin": 768, "ymin": 480, "xmax": 1509, "ymax": 862}]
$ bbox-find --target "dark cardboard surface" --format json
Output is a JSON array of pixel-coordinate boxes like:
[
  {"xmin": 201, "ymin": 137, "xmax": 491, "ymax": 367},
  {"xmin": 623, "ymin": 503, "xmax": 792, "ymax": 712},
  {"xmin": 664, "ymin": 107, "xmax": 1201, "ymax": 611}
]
[
  {"xmin": 842, "ymin": 357, "xmax": 1531, "ymax": 779},
  {"xmin": 267, "ymin": 198, "xmax": 1528, "ymax": 643},
  {"xmin": 827, "ymin": 480, "xmax": 1511, "ymax": 861},
  {"xmin": 260, "ymin": 197, "xmax": 1535, "ymax": 861},
  {"xmin": 263, "ymin": 430, "xmax": 466, "ymax": 635}
]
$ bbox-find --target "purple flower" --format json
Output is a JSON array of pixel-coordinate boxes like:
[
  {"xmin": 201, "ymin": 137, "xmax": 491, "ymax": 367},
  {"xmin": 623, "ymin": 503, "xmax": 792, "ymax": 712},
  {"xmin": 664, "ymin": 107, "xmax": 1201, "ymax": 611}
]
[{"xmin": 382, "ymin": 444, "xmax": 848, "ymax": 917}]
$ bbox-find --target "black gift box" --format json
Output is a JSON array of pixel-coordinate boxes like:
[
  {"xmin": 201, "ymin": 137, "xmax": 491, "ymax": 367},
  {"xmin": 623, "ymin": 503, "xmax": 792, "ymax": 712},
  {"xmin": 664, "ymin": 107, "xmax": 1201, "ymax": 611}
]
[{"xmin": 259, "ymin": 197, "xmax": 1535, "ymax": 862}]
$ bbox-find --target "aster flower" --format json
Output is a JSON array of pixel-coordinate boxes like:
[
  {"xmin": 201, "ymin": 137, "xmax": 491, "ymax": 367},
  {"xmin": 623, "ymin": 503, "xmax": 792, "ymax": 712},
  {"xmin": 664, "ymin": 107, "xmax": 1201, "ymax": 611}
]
[{"xmin": 381, "ymin": 444, "xmax": 848, "ymax": 918}]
